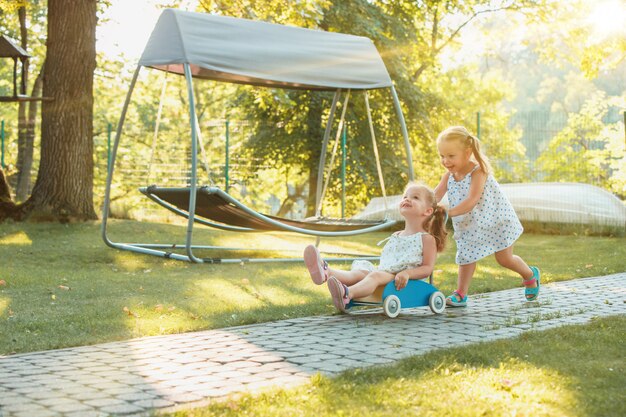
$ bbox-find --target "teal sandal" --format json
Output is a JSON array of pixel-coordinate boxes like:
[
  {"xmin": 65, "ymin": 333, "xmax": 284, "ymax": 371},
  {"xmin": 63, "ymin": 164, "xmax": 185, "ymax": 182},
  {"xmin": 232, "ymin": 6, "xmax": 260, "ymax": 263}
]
[
  {"xmin": 446, "ymin": 290, "xmax": 468, "ymax": 307},
  {"xmin": 523, "ymin": 266, "xmax": 541, "ymax": 301}
]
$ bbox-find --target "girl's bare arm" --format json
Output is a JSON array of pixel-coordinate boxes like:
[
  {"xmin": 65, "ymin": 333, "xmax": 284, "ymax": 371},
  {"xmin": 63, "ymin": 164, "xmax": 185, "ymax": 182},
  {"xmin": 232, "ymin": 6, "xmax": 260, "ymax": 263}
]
[
  {"xmin": 434, "ymin": 172, "xmax": 449, "ymax": 202},
  {"xmin": 447, "ymin": 169, "xmax": 487, "ymax": 217}
]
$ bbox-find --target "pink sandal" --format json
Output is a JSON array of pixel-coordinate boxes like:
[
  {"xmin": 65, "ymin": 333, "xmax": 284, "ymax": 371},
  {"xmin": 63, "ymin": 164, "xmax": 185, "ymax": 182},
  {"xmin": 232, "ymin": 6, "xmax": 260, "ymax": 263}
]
[
  {"xmin": 304, "ymin": 245, "xmax": 329, "ymax": 285},
  {"xmin": 327, "ymin": 276, "xmax": 349, "ymax": 313}
]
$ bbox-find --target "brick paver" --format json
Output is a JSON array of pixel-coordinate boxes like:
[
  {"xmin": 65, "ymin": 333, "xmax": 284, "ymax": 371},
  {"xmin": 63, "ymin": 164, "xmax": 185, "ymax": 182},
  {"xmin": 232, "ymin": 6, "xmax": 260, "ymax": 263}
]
[{"xmin": 0, "ymin": 273, "xmax": 624, "ymax": 416}]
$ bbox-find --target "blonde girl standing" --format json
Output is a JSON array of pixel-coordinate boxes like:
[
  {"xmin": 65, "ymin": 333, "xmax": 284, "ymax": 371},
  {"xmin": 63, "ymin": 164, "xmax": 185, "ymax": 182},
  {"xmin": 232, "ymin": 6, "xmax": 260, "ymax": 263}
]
[
  {"xmin": 304, "ymin": 183, "xmax": 447, "ymax": 312},
  {"xmin": 434, "ymin": 126, "xmax": 540, "ymax": 307}
]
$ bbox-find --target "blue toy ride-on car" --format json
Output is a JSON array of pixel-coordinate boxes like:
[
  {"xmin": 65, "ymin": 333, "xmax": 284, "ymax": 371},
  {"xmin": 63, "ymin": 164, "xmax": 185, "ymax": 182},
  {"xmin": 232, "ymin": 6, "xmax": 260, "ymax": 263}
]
[{"xmin": 346, "ymin": 276, "xmax": 446, "ymax": 318}]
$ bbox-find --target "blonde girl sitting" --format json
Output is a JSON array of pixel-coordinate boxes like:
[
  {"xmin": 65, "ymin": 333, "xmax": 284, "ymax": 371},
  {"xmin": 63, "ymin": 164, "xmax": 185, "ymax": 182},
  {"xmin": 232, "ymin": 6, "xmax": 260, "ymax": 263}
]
[
  {"xmin": 304, "ymin": 183, "xmax": 447, "ymax": 312},
  {"xmin": 434, "ymin": 125, "xmax": 540, "ymax": 307}
]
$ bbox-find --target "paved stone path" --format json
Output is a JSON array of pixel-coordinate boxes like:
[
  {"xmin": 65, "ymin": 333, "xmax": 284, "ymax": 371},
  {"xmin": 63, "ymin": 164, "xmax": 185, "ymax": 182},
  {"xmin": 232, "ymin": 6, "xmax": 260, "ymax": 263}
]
[{"xmin": 1, "ymin": 273, "xmax": 624, "ymax": 416}]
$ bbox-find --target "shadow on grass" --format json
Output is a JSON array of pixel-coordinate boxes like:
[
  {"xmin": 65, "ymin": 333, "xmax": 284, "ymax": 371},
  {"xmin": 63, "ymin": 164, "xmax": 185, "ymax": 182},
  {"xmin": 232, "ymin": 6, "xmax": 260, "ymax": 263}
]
[
  {"xmin": 0, "ymin": 219, "xmax": 624, "ymax": 357},
  {"xmin": 166, "ymin": 316, "xmax": 625, "ymax": 417},
  {"xmin": 0, "ymin": 219, "xmax": 623, "ymax": 416},
  {"xmin": 0, "ymin": 219, "xmax": 364, "ymax": 354}
]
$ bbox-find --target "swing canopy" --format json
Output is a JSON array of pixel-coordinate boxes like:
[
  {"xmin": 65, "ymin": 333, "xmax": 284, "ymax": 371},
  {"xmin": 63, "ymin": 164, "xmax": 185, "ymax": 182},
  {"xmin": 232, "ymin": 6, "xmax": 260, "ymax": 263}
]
[
  {"xmin": 103, "ymin": 9, "xmax": 414, "ymax": 264},
  {"xmin": 139, "ymin": 9, "xmax": 393, "ymax": 91}
]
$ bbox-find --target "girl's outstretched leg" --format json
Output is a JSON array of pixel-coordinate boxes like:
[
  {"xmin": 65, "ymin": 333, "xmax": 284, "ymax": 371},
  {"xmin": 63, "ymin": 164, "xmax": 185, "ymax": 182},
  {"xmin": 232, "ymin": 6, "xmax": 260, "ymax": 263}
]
[
  {"xmin": 457, "ymin": 262, "xmax": 476, "ymax": 295},
  {"xmin": 304, "ymin": 245, "xmax": 368, "ymax": 286},
  {"xmin": 447, "ymin": 262, "xmax": 475, "ymax": 307},
  {"xmin": 303, "ymin": 245, "xmax": 329, "ymax": 285},
  {"xmin": 494, "ymin": 246, "xmax": 532, "ymax": 278},
  {"xmin": 330, "ymin": 269, "xmax": 369, "ymax": 286},
  {"xmin": 328, "ymin": 271, "xmax": 395, "ymax": 312},
  {"xmin": 327, "ymin": 276, "xmax": 350, "ymax": 312},
  {"xmin": 494, "ymin": 246, "xmax": 540, "ymax": 300},
  {"xmin": 347, "ymin": 271, "xmax": 394, "ymax": 300}
]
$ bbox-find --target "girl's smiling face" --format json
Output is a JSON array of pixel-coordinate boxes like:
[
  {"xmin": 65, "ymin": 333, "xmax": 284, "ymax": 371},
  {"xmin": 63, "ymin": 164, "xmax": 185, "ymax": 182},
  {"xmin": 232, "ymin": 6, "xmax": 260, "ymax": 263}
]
[{"xmin": 438, "ymin": 140, "xmax": 472, "ymax": 174}]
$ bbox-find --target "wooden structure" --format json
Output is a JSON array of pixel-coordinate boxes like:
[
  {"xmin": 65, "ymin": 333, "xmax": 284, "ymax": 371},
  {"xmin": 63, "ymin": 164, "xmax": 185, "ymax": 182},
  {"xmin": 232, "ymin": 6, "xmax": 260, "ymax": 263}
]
[{"xmin": 0, "ymin": 34, "xmax": 50, "ymax": 102}]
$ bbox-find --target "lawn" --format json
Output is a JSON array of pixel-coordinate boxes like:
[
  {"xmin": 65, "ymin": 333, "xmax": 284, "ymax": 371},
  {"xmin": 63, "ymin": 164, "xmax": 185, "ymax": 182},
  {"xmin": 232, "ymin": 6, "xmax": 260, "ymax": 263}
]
[
  {"xmin": 0, "ymin": 219, "xmax": 624, "ymax": 355},
  {"xmin": 162, "ymin": 316, "xmax": 626, "ymax": 417}
]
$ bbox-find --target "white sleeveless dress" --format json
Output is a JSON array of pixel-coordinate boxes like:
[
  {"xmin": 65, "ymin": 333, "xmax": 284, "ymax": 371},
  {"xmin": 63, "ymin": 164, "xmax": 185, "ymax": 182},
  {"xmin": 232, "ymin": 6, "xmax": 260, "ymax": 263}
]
[
  {"xmin": 351, "ymin": 232, "xmax": 426, "ymax": 274},
  {"xmin": 447, "ymin": 166, "xmax": 523, "ymax": 265}
]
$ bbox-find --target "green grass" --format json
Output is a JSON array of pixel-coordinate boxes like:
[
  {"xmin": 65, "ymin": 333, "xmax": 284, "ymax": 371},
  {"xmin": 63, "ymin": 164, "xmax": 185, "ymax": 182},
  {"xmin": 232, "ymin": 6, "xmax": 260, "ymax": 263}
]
[
  {"xmin": 0, "ymin": 219, "xmax": 624, "ymax": 355},
  {"xmin": 161, "ymin": 316, "xmax": 626, "ymax": 417}
]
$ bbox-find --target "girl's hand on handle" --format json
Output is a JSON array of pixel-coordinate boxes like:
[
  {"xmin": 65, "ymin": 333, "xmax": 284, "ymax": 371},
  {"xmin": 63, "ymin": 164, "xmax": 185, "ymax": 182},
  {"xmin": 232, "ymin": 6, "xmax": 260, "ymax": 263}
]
[
  {"xmin": 394, "ymin": 272, "xmax": 409, "ymax": 291},
  {"xmin": 434, "ymin": 172, "xmax": 449, "ymax": 202}
]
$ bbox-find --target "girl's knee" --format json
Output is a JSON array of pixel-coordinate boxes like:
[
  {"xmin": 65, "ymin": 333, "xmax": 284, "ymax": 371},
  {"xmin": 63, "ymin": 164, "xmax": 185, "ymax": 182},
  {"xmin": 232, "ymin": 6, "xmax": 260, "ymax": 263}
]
[
  {"xmin": 494, "ymin": 252, "xmax": 512, "ymax": 267},
  {"xmin": 367, "ymin": 271, "xmax": 393, "ymax": 285}
]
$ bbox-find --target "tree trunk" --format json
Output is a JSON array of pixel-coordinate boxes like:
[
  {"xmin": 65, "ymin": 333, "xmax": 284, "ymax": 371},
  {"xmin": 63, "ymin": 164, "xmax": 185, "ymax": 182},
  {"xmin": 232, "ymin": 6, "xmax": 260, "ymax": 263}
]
[
  {"xmin": 0, "ymin": 166, "xmax": 25, "ymax": 221},
  {"xmin": 276, "ymin": 181, "xmax": 305, "ymax": 218},
  {"xmin": 16, "ymin": 100, "xmax": 29, "ymax": 198},
  {"xmin": 26, "ymin": 0, "xmax": 97, "ymax": 221},
  {"xmin": 15, "ymin": 67, "xmax": 43, "ymax": 202},
  {"xmin": 15, "ymin": 6, "xmax": 30, "ymax": 199},
  {"xmin": 0, "ymin": 166, "xmax": 12, "ymax": 203}
]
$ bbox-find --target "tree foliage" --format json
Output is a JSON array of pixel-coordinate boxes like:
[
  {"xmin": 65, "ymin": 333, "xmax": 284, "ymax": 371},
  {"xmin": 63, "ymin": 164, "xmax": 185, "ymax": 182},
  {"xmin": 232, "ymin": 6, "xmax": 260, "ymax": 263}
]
[
  {"xmin": 0, "ymin": 0, "xmax": 27, "ymax": 14},
  {"xmin": 190, "ymin": 0, "xmax": 544, "ymax": 217},
  {"xmin": 7, "ymin": 0, "xmax": 620, "ymax": 224},
  {"xmin": 524, "ymin": 0, "xmax": 626, "ymax": 79},
  {"xmin": 537, "ymin": 93, "xmax": 625, "ymax": 197}
]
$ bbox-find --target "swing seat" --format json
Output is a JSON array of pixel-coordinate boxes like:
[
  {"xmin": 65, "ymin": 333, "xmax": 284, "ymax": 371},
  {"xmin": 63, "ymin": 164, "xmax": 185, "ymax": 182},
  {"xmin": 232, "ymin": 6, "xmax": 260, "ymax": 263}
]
[{"xmin": 139, "ymin": 185, "xmax": 398, "ymax": 235}]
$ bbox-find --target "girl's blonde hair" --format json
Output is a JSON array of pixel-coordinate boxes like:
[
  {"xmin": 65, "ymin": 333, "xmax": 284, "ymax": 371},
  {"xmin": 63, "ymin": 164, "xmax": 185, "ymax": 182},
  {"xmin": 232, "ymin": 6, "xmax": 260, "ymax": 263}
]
[
  {"xmin": 436, "ymin": 126, "xmax": 492, "ymax": 175},
  {"xmin": 405, "ymin": 182, "xmax": 447, "ymax": 252}
]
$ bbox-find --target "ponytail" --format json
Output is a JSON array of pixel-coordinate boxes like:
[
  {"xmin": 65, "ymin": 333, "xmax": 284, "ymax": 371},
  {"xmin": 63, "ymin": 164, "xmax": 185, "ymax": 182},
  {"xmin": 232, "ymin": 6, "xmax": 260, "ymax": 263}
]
[
  {"xmin": 425, "ymin": 205, "xmax": 448, "ymax": 252},
  {"xmin": 404, "ymin": 182, "xmax": 448, "ymax": 252},
  {"xmin": 467, "ymin": 134, "xmax": 492, "ymax": 175}
]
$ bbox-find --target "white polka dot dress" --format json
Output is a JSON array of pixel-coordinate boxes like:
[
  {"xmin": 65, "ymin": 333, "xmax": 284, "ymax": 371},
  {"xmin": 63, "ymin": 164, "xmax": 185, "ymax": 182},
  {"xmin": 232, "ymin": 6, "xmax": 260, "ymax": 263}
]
[
  {"xmin": 447, "ymin": 167, "xmax": 523, "ymax": 265},
  {"xmin": 351, "ymin": 232, "xmax": 426, "ymax": 274}
]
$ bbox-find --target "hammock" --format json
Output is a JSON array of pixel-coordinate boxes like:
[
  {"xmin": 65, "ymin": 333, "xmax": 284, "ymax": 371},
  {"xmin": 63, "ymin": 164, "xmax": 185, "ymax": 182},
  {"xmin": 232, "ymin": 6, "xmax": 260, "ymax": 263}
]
[{"xmin": 140, "ymin": 185, "xmax": 397, "ymax": 236}]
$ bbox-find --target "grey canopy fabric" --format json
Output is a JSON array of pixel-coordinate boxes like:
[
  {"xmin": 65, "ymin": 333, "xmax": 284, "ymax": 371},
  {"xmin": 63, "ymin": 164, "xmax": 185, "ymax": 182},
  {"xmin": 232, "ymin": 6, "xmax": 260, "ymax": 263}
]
[{"xmin": 138, "ymin": 9, "xmax": 392, "ymax": 91}]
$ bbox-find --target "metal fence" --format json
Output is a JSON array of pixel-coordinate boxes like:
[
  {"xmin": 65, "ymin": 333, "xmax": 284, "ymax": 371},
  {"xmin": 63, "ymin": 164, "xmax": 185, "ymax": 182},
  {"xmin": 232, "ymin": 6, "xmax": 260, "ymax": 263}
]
[
  {"xmin": 2, "ymin": 111, "xmax": 625, "ymax": 234},
  {"xmin": 502, "ymin": 109, "xmax": 625, "ymax": 186}
]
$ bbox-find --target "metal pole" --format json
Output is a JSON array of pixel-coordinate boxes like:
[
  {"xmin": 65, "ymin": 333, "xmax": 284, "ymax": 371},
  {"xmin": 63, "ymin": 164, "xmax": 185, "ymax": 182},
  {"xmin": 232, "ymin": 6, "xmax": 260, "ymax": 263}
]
[
  {"xmin": 183, "ymin": 63, "xmax": 202, "ymax": 263},
  {"xmin": 1, "ymin": 120, "xmax": 5, "ymax": 169},
  {"xmin": 341, "ymin": 123, "xmax": 346, "ymax": 219},
  {"xmin": 315, "ymin": 90, "xmax": 340, "ymax": 217},
  {"xmin": 107, "ymin": 122, "xmax": 112, "ymax": 171},
  {"xmin": 225, "ymin": 119, "xmax": 230, "ymax": 193},
  {"xmin": 364, "ymin": 91, "xmax": 388, "ymax": 213},
  {"xmin": 390, "ymin": 86, "xmax": 414, "ymax": 181},
  {"xmin": 476, "ymin": 111, "xmax": 481, "ymax": 140},
  {"xmin": 102, "ymin": 65, "xmax": 141, "ymax": 246}
]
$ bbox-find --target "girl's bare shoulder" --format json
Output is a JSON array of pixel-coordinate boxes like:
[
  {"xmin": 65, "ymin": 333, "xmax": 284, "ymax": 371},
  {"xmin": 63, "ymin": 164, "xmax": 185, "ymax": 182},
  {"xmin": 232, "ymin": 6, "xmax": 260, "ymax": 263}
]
[
  {"xmin": 421, "ymin": 233, "xmax": 436, "ymax": 245},
  {"xmin": 471, "ymin": 167, "xmax": 488, "ymax": 181}
]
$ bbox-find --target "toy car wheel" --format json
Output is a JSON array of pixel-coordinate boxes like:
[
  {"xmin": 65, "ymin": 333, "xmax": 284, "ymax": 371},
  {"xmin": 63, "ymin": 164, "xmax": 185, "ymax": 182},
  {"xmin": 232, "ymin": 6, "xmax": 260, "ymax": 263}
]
[
  {"xmin": 429, "ymin": 291, "xmax": 446, "ymax": 314},
  {"xmin": 383, "ymin": 295, "xmax": 401, "ymax": 318}
]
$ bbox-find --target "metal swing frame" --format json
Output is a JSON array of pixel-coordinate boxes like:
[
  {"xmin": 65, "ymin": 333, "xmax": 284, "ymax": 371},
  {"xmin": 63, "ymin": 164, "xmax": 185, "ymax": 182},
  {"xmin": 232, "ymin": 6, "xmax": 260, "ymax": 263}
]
[{"xmin": 102, "ymin": 63, "xmax": 414, "ymax": 263}]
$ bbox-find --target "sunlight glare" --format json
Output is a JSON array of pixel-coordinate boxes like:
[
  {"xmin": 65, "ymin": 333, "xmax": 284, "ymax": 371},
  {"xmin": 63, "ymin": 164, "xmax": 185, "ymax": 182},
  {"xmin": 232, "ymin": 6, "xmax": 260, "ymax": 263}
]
[
  {"xmin": 97, "ymin": 0, "xmax": 200, "ymax": 59},
  {"xmin": 112, "ymin": 252, "xmax": 151, "ymax": 272},
  {"xmin": 587, "ymin": 0, "xmax": 626, "ymax": 40},
  {"xmin": 0, "ymin": 231, "xmax": 32, "ymax": 246},
  {"xmin": 375, "ymin": 359, "xmax": 581, "ymax": 415},
  {"xmin": 0, "ymin": 298, "xmax": 8, "ymax": 317}
]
